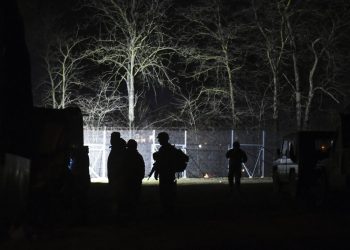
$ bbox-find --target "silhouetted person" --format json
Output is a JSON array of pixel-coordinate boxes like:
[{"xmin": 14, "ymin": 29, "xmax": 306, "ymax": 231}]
[
  {"xmin": 226, "ymin": 141, "xmax": 247, "ymax": 193},
  {"xmin": 107, "ymin": 132, "xmax": 126, "ymax": 215},
  {"xmin": 71, "ymin": 146, "xmax": 90, "ymax": 225},
  {"xmin": 152, "ymin": 132, "xmax": 178, "ymax": 214},
  {"xmin": 107, "ymin": 132, "xmax": 126, "ymax": 184},
  {"xmin": 122, "ymin": 139, "xmax": 145, "ymax": 214}
]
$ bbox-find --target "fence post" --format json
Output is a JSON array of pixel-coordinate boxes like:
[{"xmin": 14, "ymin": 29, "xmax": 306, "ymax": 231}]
[
  {"xmin": 261, "ymin": 130, "xmax": 265, "ymax": 178},
  {"xmin": 151, "ymin": 130, "xmax": 156, "ymax": 171},
  {"xmin": 231, "ymin": 129, "xmax": 235, "ymax": 148},
  {"xmin": 102, "ymin": 127, "xmax": 107, "ymax": 178},
  {"xmin": 184, "ymin": 130, "xmax": 187, "ymax": 178}
]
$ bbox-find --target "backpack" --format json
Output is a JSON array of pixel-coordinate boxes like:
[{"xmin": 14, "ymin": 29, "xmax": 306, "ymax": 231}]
[{"xmin": 172, "ymin": 146, "xmax": 189, "ymax": 172}]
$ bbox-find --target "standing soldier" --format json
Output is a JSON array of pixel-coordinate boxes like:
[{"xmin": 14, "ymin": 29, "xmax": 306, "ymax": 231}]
[
  {"xmin": 152, "ymin": 132, "xmax": 177, "ymax": 214},
  {"xmin": 123, "ymin": 139, "xmax": 145, "ymax": 215},
  {"xmin": 107, "ymin": 132, "xmax": 126, "ymax": 216},
  {"xmin": 226, "ymin": 141, "xmax": 248, "ymax": 193}
]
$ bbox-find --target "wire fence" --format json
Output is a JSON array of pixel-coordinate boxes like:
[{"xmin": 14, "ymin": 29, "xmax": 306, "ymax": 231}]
[{"xmin": 84, "ymin": 128, "xmax": 275, "ymax": 180}]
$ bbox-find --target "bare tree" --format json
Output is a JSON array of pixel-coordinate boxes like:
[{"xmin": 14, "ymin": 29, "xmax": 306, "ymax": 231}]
[
  {"xmin": 179, "ymin": 0, "xmax": 248, "ymax": 128},
  {"xmin": 76, "ymin": 78, "xmax": 127, "ymax": 128},
  {"xmin": 252, "ymin": 0, "xmax": 289, "ymax": 133},
  {"xmin": 40, "ymin": 31, "xmax": 88, "ymax": 108},
  {"xmin": 85, "ymin": 0, "xmax": 176, "ymax": 134},
  {"xmin": 169, "ymin": 86, "xmax": 228, "ymax": 130},
  {"xmin": 282, "ymin": 1, "xmax": 344, "ymax": 130}
]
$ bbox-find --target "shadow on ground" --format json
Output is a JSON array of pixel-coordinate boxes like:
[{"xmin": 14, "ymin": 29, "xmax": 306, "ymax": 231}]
[{"xmin": 2, "ymin": 178, "xmax": 350, "ymax": 250}]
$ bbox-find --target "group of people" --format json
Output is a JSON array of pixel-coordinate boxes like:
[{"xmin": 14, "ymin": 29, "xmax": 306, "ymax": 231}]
[
  {"xmin": 107, "ymin": 130, "xmax": 248, "ymax": 219},
  {"xmin": 107, "ymin": 131, "xmax": 183, "ymax": 216},
  {"xmin": 107, "ymin": 132, "xmax": 145, "ymax": 218}
]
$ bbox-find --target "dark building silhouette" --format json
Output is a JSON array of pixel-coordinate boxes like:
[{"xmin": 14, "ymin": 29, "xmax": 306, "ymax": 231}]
[
  {"xmin": 0, "ymin": 0, "xmax": 33, "ymax": 239},
  {"xmin": 1, "ymin": 0, "xmax": 33, "ymax": 157}
]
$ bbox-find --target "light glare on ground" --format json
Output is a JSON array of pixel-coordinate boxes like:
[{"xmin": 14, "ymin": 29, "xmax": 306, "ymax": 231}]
[{"xmin": 91, "ymin": 177, "xmax": 272, "ymax": 185}]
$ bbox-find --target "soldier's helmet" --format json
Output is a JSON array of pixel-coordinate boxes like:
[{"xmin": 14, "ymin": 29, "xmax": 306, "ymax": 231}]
[
  {"xmin": 110, "ymin": 132, "xmax": 121, "ymax": 146},
  {"xmin": 233, "ymin": 141, "xmax": 240, "ymax": 148},
  {"xmin": 157, "ymin": 132, "xmax": 169, "ymax": 141},
  {"xmin": 127, "ymin": 139, "xmax": 137, "ymax": 150}
]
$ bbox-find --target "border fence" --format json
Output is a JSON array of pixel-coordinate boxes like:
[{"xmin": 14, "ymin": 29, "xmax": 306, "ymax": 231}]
[{"xmin": 84, "ymin": 128, "xmax": 271, "ymax": 180}]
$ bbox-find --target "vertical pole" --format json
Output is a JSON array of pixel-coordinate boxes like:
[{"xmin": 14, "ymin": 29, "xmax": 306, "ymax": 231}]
[
  {"xmin": 130, "ymin": 128, "xmax": 133, "ymax": 141},
  {"xmin": 229, "ymin": 129, "xmax": 234, "ymax": 173},
  {"xmin": 261, "ymin": 130, "xmax": 265, "ymax": 178},
  {"xmin": 102, "ymin": 127, "xmax": 107, "ymax": 178},
  {"xmin": 184, "ymin": 130, "xmax": 187, "ymax": 178},
  {"xmin": 151, "ymin": 130, "xmax": 156, "ymax": 169},
  {"xmin": 231, "ymin": 129, "xmax": 235, "ymax": 148}
]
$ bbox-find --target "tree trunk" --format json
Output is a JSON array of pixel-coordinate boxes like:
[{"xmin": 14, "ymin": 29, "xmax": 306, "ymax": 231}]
[
  {"xmin": 224, "ymin": 49, "xmax": 235, "ymax": 128},
  {"xmin": 51, "ymin": 82, "xmax": 57, "ymax": 108},
  {"xmin": 272, "ymin": 73, "xmax": 279, "ymax": 131},
  {"xmin": 228, "ymin": 72, "xmax": 235, "ymax": 128},
  {"xmin": 285, "ymin": 13, "xmax": 302, "ymax": 130},
  {"xmin": 61, "ymin": 61, "xmax": 66, "ymax": 109},
  {"xmin": 303, "ymin": 90, "xmax": 313, "ymax": 130},
  {"xmin": 292, "ymin": 51, "xmax": 302, "ymax": 130},
  {"xmin": 303, "ymin": 71, "xmax": 315, "ymax": 130},
  {"xmin": 303, "ymin": 41, "xmax": 320, "ymax": 130},
  {"xmin": 272, "ymin": 73, "xmax": 280, "ymax": 148},
  {"xmin": 127, "ymin": 51, "xmax": 136, "ymax": 136}
]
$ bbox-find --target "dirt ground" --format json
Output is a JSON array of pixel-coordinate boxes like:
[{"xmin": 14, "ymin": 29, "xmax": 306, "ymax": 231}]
[{"xmin": 2, "ymin": 178, "xmax": 350, "ymax": 250}]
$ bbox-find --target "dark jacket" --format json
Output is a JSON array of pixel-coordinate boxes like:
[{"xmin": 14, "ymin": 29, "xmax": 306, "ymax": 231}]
[
  {"xmin": 124, "ymin": 148, "xmax": 145, "ymax": 186},
  {"xmin": 226, "ymin": 148, "xmax": 248, "ymax": 170},
  {"xmin": 153, "ymin": 143, "xmax": 177, "ymax": 182},
  {"xmin": 107, "ymin": 145, "xmax": 125, "ymax": 184}
]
